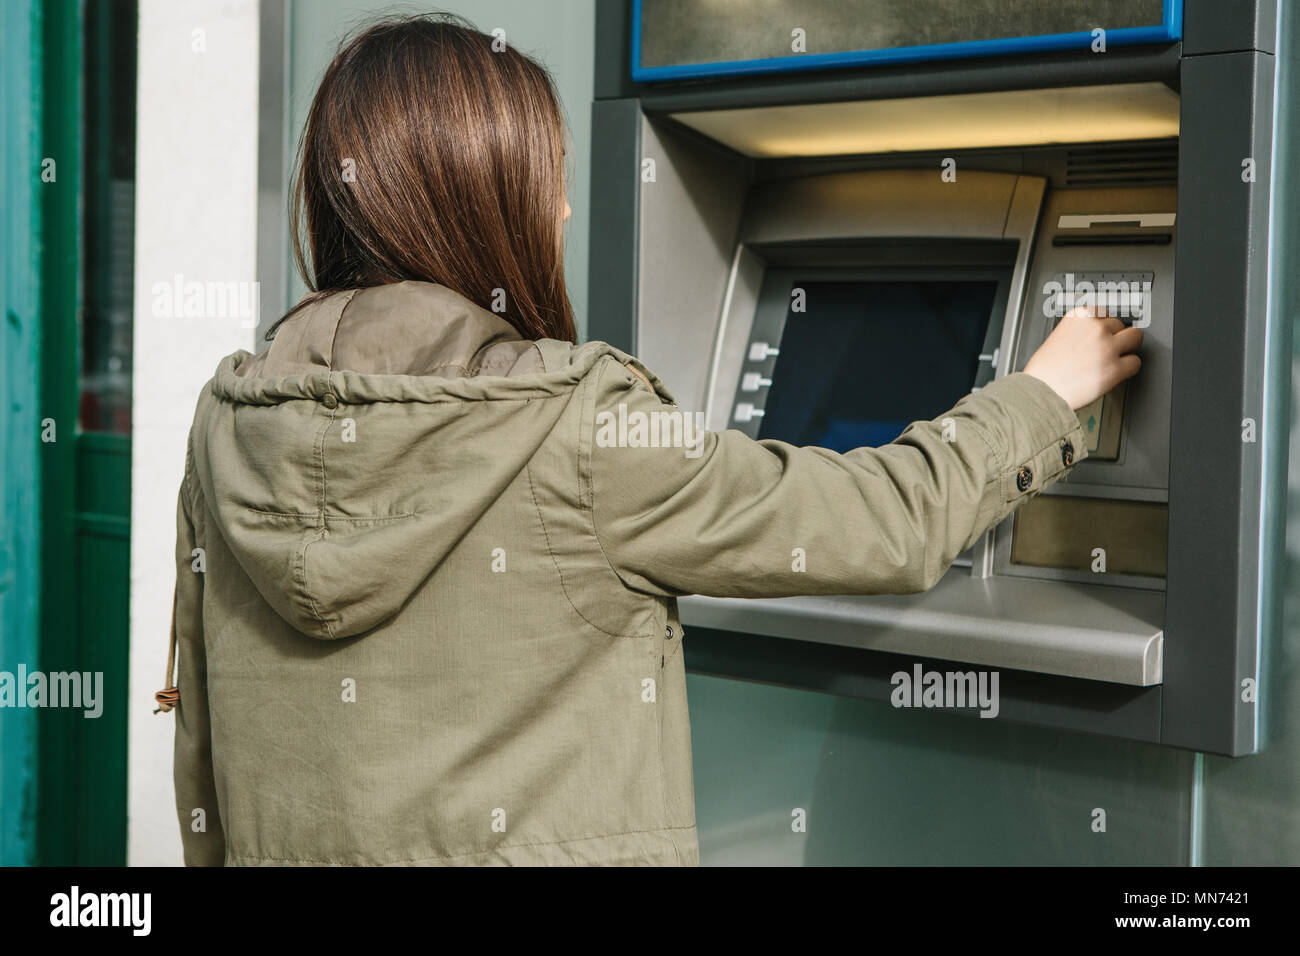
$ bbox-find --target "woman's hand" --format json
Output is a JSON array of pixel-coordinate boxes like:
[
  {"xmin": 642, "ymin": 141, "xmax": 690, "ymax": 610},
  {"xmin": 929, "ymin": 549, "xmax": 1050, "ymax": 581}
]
[{"xmin": 1023, "ymin": 307, "xmax": 1144, "ymax": 410}]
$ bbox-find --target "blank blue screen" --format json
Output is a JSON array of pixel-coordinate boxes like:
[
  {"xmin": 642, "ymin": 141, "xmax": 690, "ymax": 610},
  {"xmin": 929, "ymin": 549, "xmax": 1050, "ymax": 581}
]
[{"xmin": 757, "ymin": 280, "xmax": 999, "ymax": 452}]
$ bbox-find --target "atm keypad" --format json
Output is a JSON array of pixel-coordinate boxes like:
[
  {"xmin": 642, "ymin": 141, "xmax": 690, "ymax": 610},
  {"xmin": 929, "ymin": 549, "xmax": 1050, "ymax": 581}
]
[
  {"xmin": 1045, "ymin": 271, "xmax": 1153, "ymax": 328},
  {"xmin": 1041, "ymin": 271, "xmax": 1147, "ymax": 462}
]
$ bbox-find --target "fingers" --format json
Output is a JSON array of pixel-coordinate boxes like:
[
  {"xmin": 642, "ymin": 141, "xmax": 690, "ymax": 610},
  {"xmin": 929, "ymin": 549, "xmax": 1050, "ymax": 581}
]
[
  {"xmin": 1064, "ymin": 306, "xmax": 1102, "ymax": 324},
  {"xmin": 1065, "ymin": 306, "xmax": 1126, "ymax": 336},
  {"xmin": 1112, "ymin": 325, "xmax": 1144, "ymax": 354},
  {"xmin": 1115, "ymin": 351, "xmax": 1143, "ymax": 382}
]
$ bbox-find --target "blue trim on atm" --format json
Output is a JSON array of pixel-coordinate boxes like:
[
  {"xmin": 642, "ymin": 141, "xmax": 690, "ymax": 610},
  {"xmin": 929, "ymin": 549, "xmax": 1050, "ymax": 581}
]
[{"xmin": 631, "ymin": 0, "xmax": 1182, "ymax": 83}]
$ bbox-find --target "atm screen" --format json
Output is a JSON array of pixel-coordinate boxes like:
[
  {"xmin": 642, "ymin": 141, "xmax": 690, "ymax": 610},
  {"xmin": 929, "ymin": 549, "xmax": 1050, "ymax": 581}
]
[{"xmin": 757, "ymin": 279, "xmax": 1002, "ymax": 452}]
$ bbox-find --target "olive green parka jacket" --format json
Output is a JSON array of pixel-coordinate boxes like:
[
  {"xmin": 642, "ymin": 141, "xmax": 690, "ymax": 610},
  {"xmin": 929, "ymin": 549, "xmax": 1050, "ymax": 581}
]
[{"xmin": 168, "ymin": 280, "xmax": 1087, "ymax": 866}]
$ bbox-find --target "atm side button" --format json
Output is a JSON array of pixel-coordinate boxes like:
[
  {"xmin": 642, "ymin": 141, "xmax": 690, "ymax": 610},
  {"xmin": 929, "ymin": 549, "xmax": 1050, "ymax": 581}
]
[{"xmin": 734, "ymin": 402, "xmax": 765, "ymax": 424}]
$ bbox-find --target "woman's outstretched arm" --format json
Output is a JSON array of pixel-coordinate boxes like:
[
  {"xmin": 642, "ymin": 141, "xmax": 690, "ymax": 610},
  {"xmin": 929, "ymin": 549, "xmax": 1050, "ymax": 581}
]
[
  {"xmin": 587, "ymin": 307, "xmax": 1143, "ymax": 599},
  {"xmin": 589, "ymin": 357, "xmax": 1089, "ymax": 599}
]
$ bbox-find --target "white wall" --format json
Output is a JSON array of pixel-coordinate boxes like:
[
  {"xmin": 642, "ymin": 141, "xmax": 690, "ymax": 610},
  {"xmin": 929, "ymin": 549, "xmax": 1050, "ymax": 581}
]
[{"xmin": 128, "ymin": 0, "xmax": 261, "ymax": 866}]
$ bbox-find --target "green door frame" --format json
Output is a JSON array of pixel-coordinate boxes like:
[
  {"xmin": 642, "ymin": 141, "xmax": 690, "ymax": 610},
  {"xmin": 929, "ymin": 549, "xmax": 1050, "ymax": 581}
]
[
  {"xmin": 35, "ymin": 0, "xmax": 87, "ymax": 866},
  {"xmin": 0, "ymin": 0, "xmax": 42, "ymax": 868},
  {"xmin": 6, "ymin": 0, "xmax": 133, "ymax": 868}
]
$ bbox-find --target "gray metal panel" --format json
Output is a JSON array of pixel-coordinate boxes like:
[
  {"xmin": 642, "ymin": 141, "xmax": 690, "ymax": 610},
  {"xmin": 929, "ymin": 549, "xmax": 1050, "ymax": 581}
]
[
  {"xmin": 635, "ymin": 117, "xmax": 749, "ymax": 411},
  {"xmin": 680, "ymin": 569, "xmax": 1163, "ymax": 686},
  {"xmin": 1164, "ymin": 50, "xmax": 1277, "ymax": 755},
  {"xmin": 979, "ymin": 175, "xmax": 1051, "ymax": 569},
  {"xmin": 256, "ymin": 0, "xmax": 290, "ymax": 341},
  {"xmin": 638, "ymin": 47, "xmax": 1182, "ymax": 114},
  {"xmin": 1183, "ymin": 0, "xmax": 1277, "ymax": 56},
  {"xmin": 1252, "ymin": 1, "xmax": 1300, "ymax": 754},
  {"xmin": 704, "ymin": 245, "xmax": 764, "ymax": 430},
  {"xmin": 594, "ymin": 0, "xmax": 638, "ymax": 101},
  {"xmin": 587, "ymin": 98, "xmax": 642, "ymax": 351},
  {"xmin": 739, "ymin": 169, "xmax": 1018, "ymax": 243},
  {"xmin": 683, "ymin": 627, "xmax": 1165, "ymax": 743}
]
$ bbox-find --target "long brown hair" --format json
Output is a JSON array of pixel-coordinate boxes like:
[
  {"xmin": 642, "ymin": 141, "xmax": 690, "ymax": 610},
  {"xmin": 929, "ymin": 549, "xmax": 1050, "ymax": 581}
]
[{"xmin": 271, "ymin": 13, "xmax": 576, "ymax": 343}]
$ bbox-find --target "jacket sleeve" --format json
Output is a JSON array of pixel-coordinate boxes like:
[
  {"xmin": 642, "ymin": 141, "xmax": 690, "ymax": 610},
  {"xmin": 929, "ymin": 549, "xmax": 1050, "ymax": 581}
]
[
  {"xmin": 171, "ymin": 451, "xmax": 226, "ymax": 865},
  {"xmin": 588, "ymin": 356, "xmax": 1089, "ymax": 598}
]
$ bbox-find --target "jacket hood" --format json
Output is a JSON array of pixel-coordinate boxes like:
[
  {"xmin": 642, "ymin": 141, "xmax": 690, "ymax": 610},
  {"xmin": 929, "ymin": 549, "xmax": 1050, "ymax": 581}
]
[{"xmin": 187, "ymin": 281, "xmax": 666, "ymax": 641}]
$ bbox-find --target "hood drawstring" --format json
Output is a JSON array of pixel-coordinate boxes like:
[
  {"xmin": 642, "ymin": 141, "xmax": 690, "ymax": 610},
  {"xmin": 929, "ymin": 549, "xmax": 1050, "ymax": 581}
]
[{"xmin": 154, "ymin": 587, "xmax": 179, "ymax": 714}]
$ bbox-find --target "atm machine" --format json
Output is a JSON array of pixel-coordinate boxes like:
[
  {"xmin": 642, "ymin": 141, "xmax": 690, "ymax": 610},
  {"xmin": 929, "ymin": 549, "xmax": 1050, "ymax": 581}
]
[{"xmin": 588, "ymin": 0, "xmax": 1289, "ymax": 755}]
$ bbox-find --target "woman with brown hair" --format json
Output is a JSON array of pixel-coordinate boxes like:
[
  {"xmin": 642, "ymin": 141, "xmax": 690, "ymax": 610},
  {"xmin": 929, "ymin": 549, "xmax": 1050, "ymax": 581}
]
[{"xmin": 163, "ymin": 13, "xmax": 1139, "ymax": 866}]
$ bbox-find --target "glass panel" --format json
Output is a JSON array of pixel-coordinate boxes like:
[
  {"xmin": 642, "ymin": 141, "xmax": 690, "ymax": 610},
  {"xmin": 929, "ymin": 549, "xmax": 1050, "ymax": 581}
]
[
  {"xmin": 78, "ymin": 0, "xmax": 136, "ymax": 434},
  {"xmin": 688, "ymin": 674, "xmax": 1194, "ymax": 866}
]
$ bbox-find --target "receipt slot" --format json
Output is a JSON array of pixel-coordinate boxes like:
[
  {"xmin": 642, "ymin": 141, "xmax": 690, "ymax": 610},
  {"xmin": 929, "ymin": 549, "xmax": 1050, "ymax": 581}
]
[{"xmin": 588, "ymin": 0, "xmax": 1288, "ymax": 754}]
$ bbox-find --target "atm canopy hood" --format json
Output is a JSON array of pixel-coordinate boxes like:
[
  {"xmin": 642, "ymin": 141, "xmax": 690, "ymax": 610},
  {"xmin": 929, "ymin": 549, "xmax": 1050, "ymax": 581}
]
[{"xmin": 669, "ymin": 82, "xmax": 1180, "ymax": 158}]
